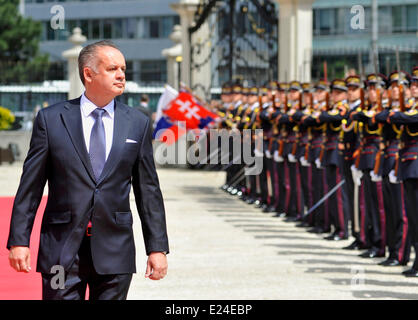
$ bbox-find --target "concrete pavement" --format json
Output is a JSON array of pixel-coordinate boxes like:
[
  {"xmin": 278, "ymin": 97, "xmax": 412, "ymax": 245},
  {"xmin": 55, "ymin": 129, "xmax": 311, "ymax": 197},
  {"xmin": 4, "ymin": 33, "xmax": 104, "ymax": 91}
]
[{"xmin": 1, "ymin": 162, "xmax": 417, "ymax": 299}]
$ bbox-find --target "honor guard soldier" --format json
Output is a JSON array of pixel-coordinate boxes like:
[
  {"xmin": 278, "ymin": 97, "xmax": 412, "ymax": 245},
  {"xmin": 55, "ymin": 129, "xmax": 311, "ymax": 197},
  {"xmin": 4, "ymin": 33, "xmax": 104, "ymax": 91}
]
[
  {"xmin": 294, "ymin": 83, "xmax": 315, "ymax": 227},
  {"xmin": 318, "ymin": 79, "xmax": 350, "ymax": 241},
  {"xmin": 278, "ymin": 81, "xmax": 304, "ymax": 221},
  {"xmin": 350, "ymin": 74, "xmax": 388, "ymax": 258},
  {"xmin": 302, "ymin": 80, "xmax": 331, "ymax": 234},
  {"xmin": 373, "ymin": 71, "xmax": 410, "ymax": 261},
  {"xmin": 272, "ymin": 82, "xmax": 290, "ymax": 217},
  {"xmin": 257, "ymin": 85, "xmax": 274, "ymax": 210},
  {"xmin": 388, "ymin": 68, "xmax": 418, "ymax": 276}
]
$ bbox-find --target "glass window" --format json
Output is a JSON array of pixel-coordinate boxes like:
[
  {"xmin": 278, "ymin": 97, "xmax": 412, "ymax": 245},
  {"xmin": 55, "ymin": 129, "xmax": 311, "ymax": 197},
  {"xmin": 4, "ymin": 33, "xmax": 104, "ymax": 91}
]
[
  {"xmin": 140, "ymin": 60, "xmax": 167, "ymax": 84},
  {"xmin": 392, "ymin": 6, "xmax": 403, "ymax": 33},
  {"xmin": 124, "ymin": 18, "xmax": 137, "ymax": 39},
  {"xmin": 113, "ymin": 19, "xmax": 123, "ymax": 39},
  {"xmin": 79, "ymin": 20, "xmax": 89, "ymax": 38},
  {"xmin": 378, "ymin": 6, "xmax": 391, "ymax": 34},
  {"xmin": 125, "ymin": 61, "xmax": 133, "ymax": 81},
  {"xmin": 161, "ymin": 17, "xmax": 174, "ymax": 38},
  {"xmin": 319, "ymin": 9, "xmax": 333, "ymax": 35},
  {"xmin": 91, "ymin": 19, "xmax": 101, "ymax": 39},
  {"xmin": 103, "ymin": 20, "xmax": 112, "ymax": 39},
  {"xmin": 406, "ymin": 5, "xmax": 417, "ymax": 32},
  {"xmin": 149, "ymin": 19, "xmax": 160, "ymax": 38}
]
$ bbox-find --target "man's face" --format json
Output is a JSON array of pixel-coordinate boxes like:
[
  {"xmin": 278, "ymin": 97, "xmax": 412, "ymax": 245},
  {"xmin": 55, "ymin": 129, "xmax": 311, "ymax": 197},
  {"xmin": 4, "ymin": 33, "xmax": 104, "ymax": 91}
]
[
  {"xmin": 232, "ymin": 93, "xmax": 242, "ymax": 102},
  {"xmin": 411, "ymin": 82, "xmax": 418, "ymax": 98},
  {"xmin": 368, "ymin": 85, "xmax": 377, "ymax": 103},
  {"xmin": 248, "ymin": 94, "xmax": 258, "ymax": 105},
  {"xmin": 315, "ymin": 89, "xmax": 327, "ymax": 102},
  {"xmin": 390, "ymin": 83, "xmax": 400, "ymax": 100},
  {"xmin": 332, "ymin": 89, "xmax": 347, "ymax": 103},
  {"xmin": 289, "ymin": 89, "xmax": 300, "ymax": 102},
  {"xmin": 84, "ymin": 46, "xmax": 126, "ymax": 99},
  {"xmin": 303, "ymin": 92, "xmax": 312, "ymax": 106},
  {"xmin": 279, "ymin": 91, "xmax": 287, "ymax": 103},
  {"xmin": 347, "ymin": 86, "xmax": 361, "ymax": 102}
]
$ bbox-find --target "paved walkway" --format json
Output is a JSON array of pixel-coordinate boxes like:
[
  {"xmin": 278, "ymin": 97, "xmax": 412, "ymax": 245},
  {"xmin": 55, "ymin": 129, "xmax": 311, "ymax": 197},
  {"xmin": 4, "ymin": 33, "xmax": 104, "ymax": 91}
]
[{"xmin": 1, "ymin": 163, "xmax": 417, "ymax": 299}]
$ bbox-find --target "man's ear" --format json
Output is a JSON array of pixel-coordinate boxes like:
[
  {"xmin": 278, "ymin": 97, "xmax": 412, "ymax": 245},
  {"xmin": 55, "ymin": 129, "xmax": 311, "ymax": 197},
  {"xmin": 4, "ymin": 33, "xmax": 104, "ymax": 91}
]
[{"xmin": 83, "ymin": 66, "xmax": 94, "ymax": 84}]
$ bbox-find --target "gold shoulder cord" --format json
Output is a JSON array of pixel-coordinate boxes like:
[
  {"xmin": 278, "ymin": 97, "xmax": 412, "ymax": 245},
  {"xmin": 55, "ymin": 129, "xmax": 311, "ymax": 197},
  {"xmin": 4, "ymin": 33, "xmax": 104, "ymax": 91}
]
[
  {"xmin": 406, "ymin": 126, "xmax": 418, "ymax": 137},
  {"xmin": 392, "ymin": 124, "xmax": 403, "ymax": 139}
]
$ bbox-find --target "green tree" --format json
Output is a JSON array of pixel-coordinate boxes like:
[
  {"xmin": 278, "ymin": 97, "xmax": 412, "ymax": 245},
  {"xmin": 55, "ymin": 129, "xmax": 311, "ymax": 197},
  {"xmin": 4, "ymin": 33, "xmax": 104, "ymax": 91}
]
[{"xmin": 0, "ymin": 0, "xmax": 49, "ymax": 84}]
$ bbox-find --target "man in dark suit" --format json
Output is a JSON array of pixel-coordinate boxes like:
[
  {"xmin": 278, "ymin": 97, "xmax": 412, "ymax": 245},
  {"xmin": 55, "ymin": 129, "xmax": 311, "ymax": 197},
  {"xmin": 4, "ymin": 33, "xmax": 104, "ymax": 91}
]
[{"xmin": 7, "ymin": 40, "xmax": 169, "ymax": 300}]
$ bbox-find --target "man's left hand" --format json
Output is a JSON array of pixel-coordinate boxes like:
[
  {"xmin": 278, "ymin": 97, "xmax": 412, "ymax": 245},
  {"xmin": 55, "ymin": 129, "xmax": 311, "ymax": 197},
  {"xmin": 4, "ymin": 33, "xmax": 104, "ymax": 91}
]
[{"xmin": 145, "ymin": 252, "xmax": 168, "ymax": 280}]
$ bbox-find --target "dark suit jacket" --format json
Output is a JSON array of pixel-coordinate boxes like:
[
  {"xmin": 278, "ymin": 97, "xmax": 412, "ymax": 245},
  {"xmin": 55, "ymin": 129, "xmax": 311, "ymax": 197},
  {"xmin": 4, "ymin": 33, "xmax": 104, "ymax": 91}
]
[{"xmin": 7, "ymin": 97, "xmax": 169, "ymax": 275}]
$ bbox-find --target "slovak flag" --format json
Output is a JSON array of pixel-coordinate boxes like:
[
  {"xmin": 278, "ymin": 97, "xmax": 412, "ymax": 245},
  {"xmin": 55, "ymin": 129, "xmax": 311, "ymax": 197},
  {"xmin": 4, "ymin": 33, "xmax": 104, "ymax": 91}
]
[
  {"xmin": 153, "ymin": 116, "xmax": 187, "ymax": 145},
  {"xmin": 163, "ymin": 92, "xmax": 219, "ymax": 129}
]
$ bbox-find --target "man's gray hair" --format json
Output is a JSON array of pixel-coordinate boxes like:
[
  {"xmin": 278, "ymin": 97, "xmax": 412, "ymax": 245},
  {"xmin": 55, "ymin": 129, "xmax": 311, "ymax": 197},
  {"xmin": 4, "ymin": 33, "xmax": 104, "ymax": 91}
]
[{"xmin": 78, "ymin": 40, "xmax": 120, "ymax": 85}]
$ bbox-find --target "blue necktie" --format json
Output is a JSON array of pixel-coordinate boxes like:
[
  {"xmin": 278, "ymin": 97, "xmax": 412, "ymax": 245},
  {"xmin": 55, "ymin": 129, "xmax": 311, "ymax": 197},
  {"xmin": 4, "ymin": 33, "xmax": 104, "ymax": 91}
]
[{"xmin": 89, "ymin": 108, "xmax": 106, "ymax": 180}]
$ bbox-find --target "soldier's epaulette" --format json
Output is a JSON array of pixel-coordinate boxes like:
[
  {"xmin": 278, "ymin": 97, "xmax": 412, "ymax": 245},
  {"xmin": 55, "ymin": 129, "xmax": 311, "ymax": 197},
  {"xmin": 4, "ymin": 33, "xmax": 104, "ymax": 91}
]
[
  {"xmin": 218, "ymin": 111, "xmax": 225, "ymax": 117},
  {"xmin": 235, "ymin": 116, "xmax": 241, "ymax": 121},
  {"xmin": 228, "ymin": 113, "xmax": 233, "ymax": 119},
  {"xmin": 328, "ymin": 109, "xmax": 339, "ymax": 116}
]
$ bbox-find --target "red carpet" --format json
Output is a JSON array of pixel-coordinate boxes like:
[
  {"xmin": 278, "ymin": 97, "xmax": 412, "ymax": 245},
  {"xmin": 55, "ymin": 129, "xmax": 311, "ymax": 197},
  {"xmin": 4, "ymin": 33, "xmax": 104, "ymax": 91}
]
[{"xmin": 0, "ymin": 196, "xmax": 46, "ymax": 300}]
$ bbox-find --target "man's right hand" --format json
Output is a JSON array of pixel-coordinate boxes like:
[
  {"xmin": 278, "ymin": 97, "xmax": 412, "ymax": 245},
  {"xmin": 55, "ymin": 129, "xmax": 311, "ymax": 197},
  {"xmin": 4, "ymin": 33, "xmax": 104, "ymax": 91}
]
[{"xmin": 9, "ymin": 246, "xmax": 31, "ymax": 273}]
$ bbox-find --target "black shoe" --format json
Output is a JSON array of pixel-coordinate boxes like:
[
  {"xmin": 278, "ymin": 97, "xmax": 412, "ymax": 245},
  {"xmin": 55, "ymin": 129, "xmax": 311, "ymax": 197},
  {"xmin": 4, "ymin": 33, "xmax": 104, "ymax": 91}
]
[
  {"xmin": 379, "ymin": 259, "xmax": 401, "ymax": 267},
  {"xmin": 359, "ymin": 248, "xmax": 385, "ymax": 258},
  {"xmin": 273, "ymin": 212, "xmax": 286, "ymax": 218},
  {"xmin": 284, "ymin": 216, "xmax": 298, "ymax": 222},
  {"xmin": 254, "ymin": 200, "xmax": 261, "ymax": 206},
  {"xmin": 296, "ymin": 221, "xmax": 310, "ymax": 228},
  {"xmin": 324, "ymin": 233, "xmax": 337, "ymax": 240},
  {"xmin": 402, "ymin": 268, "xmax": 418, "ymax": 277},
  {"xmin": 245, "ymin": 198, "xmax": 255, "ymax": 204},
  {"xmin": 343, "ymin": 241, "xmax": 361, "ymax": 250},
  {"xmin": 328, "ymin": 234, "xmax": 348, "ymax": 241},
  {"xmin": 307, "ymin": 227, "xmax": 323, "ymax": 234}
]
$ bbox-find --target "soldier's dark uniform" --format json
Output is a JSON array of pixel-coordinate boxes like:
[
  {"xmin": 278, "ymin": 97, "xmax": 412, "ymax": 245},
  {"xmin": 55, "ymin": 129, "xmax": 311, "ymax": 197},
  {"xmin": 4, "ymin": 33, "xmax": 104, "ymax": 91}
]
[
  {"xmin": 351, "ymin": 74, "xmax": 387, "ymax": 258},
  {"xmin": 373, "ymin": 71, "xmax": 410, "ymax": 263},
  {"xmin": 388, "ymin": 69, "xmax": 418, "ymax": 276},
  {"xmin": 301, "ymin": 80, "xmax": 330, "ymax": 233},
  {"xmin": 278, "ymin": 81, "xmax": 304, "ymax": 221},
  {"xmin": 318, "ymin": 79, "xmax": 350, "ymax": 240}
]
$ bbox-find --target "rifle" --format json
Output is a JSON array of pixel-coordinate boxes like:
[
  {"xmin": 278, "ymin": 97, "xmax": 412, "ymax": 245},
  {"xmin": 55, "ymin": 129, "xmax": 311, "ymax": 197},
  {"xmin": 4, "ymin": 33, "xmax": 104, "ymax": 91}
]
[
  {"xmin": 353, "ymin": 88, "xmax": 365, "ymax": 169},
  {"xmin": 318, "ymin": 92, "xmax": 331, "ymax": 163},
  {"xmin": 373, "ymin": 85, "xmax": 384, "ymax": 175},
  {"xmin": 304, "ymin": 93, "xmax": 314, "ymax": 161},
  {"xmin": 277, "ymin": 92, "xmax": 289, "ymax": 156}
]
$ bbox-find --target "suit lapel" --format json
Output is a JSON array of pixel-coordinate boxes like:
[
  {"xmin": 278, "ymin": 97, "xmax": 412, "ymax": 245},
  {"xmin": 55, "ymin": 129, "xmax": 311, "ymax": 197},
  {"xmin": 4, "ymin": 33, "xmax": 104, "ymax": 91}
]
[
  {"xmin": 61, "ymin": 97, "xmax": 97, "ymax": 183},
  {"xmin": 96, "ymin": 100, "xmax": 131, "ymax": 185}
]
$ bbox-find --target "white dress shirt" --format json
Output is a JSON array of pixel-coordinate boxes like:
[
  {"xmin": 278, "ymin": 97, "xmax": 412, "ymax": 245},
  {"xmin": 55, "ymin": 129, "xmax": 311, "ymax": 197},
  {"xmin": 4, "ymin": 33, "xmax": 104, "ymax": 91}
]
[{"xmin": 80, "ymin": 93, "xmax": 115, "ymax": 161}]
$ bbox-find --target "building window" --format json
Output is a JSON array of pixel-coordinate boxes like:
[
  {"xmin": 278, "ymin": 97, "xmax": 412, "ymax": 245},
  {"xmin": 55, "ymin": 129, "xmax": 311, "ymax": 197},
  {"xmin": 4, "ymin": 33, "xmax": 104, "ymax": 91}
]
[
  {"xmin": 392, "ymin": 6, "xmax": 403, "ymax": 33},
  {"xmin": 406, "ymin": 5, "xmax": 418, "ymax": 32},
  {"xmin": 140, "ymin": 60, "xmax": 167, "ymax": 84}
]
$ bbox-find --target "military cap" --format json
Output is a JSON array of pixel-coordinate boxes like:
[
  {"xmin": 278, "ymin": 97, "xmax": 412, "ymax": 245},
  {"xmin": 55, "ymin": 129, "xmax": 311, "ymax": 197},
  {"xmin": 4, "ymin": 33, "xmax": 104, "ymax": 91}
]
[
  {"xmin": 289, "ymin": 81, "xmax": 302, "ymax": 91},
  {"xmin": 268, "ymin": 81, "xmax": 279, "ymax": 91},
  {"xmin": 412, "ymin": 66, "xmax": 418, "ymax": 82},
  {"xmin": 345, "ymin": 75, "xmax": 362, "ymax": 88},
  {"xmin": 259, "ymin": 86, "xmax": 269, "ymax": 96},
  {"xmin": 232, "ymin": 83, "xmax": 242, "ymax": 94},
  {"xmin": 389, "ymin": 71, "xmax": 410, "ymax": 86},
  {"xmin": 221, "ymin": 83, "xmax": 231, "ymax": 95},
  {"xmin": 248, "ymin": 86, "xmax": 258, "ymax": 95},
  {"xmin": 331, "ymin": 79, "xmax": 348, "ymax": 92},
  {"xmin": 278, "ymin": 82, "xmax": 290, "ymax": 92},
  {"xmin": 302, "ymin": 83, "xmax": 313, "ymax": 93},
  {"xmin": 365, "ymin": 73, "xmax": 387, "ymax": 88},
  {"xmin": 314, "ymin": 79, "xmax": 330, "ymax": 91},
  {"xmin": 242, "ymin": 86, "xmax": 249, "ymax": 95}
]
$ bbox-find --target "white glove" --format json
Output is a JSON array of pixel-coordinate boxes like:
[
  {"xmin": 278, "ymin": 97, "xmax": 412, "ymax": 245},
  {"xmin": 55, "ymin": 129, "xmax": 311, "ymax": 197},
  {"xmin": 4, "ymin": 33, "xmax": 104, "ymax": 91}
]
[
  {"xmin": 315, "ymin": 158, "xmax": 322, "ymax": 169},
  {"xmin": 265, "ymin": 150, "xmax": 272, "ymax": 159},
  {"xmin": 274, "ymin": 150, "xmax": 284, "ymax": 162},
  {"xmin": 288, "ymin": 153, "xmax": 297, "ymax": 163},
  {"xmin": 370, "ymin": 171, "xmax": 382, "ymax": 182},
  {"xmin": 254, "ymin": 148, "xmax": 264, "ymax": 157},
  {"xmin": 388, "ymin": 169, "xmax": 400, "ymax": 184},
  {"xmin": 300, "ymin": 156, "xmax": 311, "ymax": 167},
  {"xmin": 351, "ymin": 165, "xmax": 363, "ymax": 186}
]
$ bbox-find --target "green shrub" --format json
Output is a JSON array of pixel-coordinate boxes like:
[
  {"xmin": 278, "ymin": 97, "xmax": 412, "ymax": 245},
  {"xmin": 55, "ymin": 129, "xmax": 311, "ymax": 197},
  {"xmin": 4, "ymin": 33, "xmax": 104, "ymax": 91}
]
[{"xmin": 0, "ymin": 106, "xmax": 15, "ymax": 130}]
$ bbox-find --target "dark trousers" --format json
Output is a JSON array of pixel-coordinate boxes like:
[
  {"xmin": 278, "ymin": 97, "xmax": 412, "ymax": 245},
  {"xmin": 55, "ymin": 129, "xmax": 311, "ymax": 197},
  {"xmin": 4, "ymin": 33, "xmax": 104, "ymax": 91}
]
[
  {"xmin": 403, "ymin": 178, "xmax": 418, "ymax": 268},
  {"xmin": 285, "ymin": 160, "xmax": 302, "ymax": 217},
  {"xmin": 325, "ymin": 165, "xmax": 349, "ymax": 237},
  {"xmin": 275, "ymin": 160, "xmax": 287, "ymax": 213},
  {"xmin": 300, "ymin": 164, "xmax": 312, "ymax": 217},
  {"xmin": 342, "ymin": 161, "xmax": 355, "ymax": 238},
  {"xmin": 359, "ymin": 171, "xmax": 385, "ymax": 252},
  {"xmin": 310, "ymin": 165, "xmax": 326, "ymax": 228},
  {"xmin": 382, "ymin": 176, "xmax": 411, "ymax": 263},
  {"xmin": 259, "ymin": 156, "xmax": 270, "ymax": 204},
  {"xmin": 42, "ymin": 236, "xmax": 132, "ymax": 300}
]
